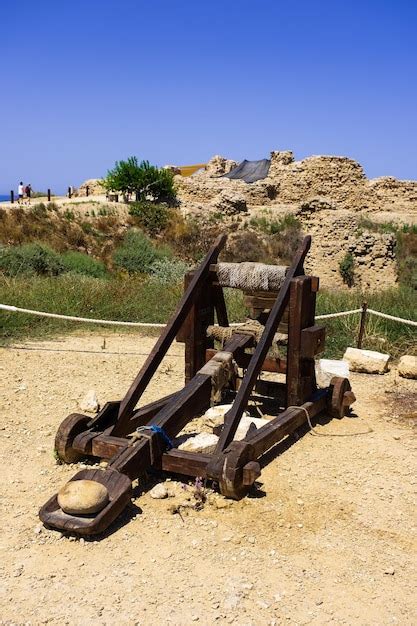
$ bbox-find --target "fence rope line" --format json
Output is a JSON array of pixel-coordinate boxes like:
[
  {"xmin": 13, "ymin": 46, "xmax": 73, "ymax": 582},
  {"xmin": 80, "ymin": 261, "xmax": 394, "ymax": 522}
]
[
  {"xmin": 366, "ymin": 309, "xmax": 417, "ymax": 327},
  {"xmin": 315, "ymin": 309, "xmax": 362, "ymax": 320},
  {"xmin": 0, "ymin": 303, "xmax": 416, "ymax": 328}
]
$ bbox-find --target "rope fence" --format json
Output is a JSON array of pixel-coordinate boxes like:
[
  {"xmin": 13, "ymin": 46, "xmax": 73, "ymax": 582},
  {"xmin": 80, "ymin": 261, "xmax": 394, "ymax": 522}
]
[{"xmin": 1, "ymin": 302, "xmax": 416, "ymax": 328}]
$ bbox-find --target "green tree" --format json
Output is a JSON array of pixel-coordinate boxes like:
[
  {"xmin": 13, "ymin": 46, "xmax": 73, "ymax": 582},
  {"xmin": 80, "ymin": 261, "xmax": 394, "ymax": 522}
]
[{"xmin": 104, "ymin": 157, "xmax": 176, "ymax": 203}]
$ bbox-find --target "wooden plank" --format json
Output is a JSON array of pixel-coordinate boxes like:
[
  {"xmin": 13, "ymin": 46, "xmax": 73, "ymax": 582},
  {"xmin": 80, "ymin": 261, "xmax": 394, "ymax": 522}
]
[
  {"xmin": 91, "ymin": 434, "xmax": 130, "ymax": 458},
  {"xmin": 205, "ymin": 349, "xmax": 287, "ymax": 374},
  {"xmin": 300, "ymin": 325, "xmax": 326, "ymax": 358},
  {"xmin": 286, "ymin": 277, "xmax": 316, "ymax": 406},
  {"xmin": 212, "ymin": 284, "xmax": 229, "ymax": 327},
  {"xmin": 310, "ymin": 276, "xmax": 320, "ymax": 292},
  {"xmin": 254, "ymin": 379, "xmax": 286, "ymax": 402},
  {"xmin": 113, "ymin": 234, "xmax": 227, "ymax": 435},
  {"xmin": 244, "ymin": 396, "xmax": 326, "ymax": 458},
  {"xmin": 159, "ymin": 449, "xmax": 211, "ymax": 477},
  {"xmin": 212, "ymin": 236, "xmax": 311, "ymax": 454}
]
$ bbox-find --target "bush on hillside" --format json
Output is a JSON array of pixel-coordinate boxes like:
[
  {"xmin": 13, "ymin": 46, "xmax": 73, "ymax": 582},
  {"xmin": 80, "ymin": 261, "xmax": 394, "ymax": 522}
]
[
  {"xmin": 0, "ymin": 243, "xmax": 64, "ymax": 277},
  {"xmin": 60, "ymin": 251, "xmax": 108, "ymax": 278},
  {"xmin": 129, "ymin": 201, "xmax": 171, "ymax": 236},
  {"xmin": 113, "ymin": 229, "xmax": 171, "ymax": 274}
]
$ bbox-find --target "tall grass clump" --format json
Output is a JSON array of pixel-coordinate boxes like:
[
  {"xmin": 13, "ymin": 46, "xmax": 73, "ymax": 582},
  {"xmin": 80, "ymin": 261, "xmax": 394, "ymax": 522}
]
[
  {"xmin": 113, "ymin": 229, "xmax": 172, "ymax": 274},
  {"xmin": 0, "ymin": 274, "xmax": 182, "ymax": 342},
  {"xmin": 60, "ymin": 251, "xmax": 108, "ymax": 278},
  {"xmin": 317, "ymin": 287, "xmax": 417, "ymax": 358}
]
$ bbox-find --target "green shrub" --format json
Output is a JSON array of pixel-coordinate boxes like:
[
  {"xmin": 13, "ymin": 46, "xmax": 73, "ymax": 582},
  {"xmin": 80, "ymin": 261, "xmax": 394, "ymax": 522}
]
[
  {"xmin": 0, "ymin": 243, "xmax": 64, "ymax": 277},
  {"xmin": 339, "ymin": 252, "xmax": 355, "ymax": 287},
  {"xmin": 129, "ymin": 201, "xmax": 171, "ymax": 236},
  {"xmin": 113, "ymin": 229, "xmax": 170, "ymax": 274},
  {"xmin": 60, "ymin": 251, "xmax": 108, "ymax": 278}
]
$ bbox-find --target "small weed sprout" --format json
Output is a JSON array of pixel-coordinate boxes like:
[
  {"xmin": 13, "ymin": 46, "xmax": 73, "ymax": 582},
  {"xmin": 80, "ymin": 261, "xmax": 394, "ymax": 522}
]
[{"xmin": 339, "ymin": 252, "xmax": 355, "ymax": 287}]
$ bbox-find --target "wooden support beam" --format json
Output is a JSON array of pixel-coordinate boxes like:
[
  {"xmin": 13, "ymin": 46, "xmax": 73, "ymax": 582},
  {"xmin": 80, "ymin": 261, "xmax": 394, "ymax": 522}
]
[
  {"xmin": 286, "ymin": 276, "xmax": 317, "ymax": 406},
  {"xmin": 159, "ymin": 449, "xmax": 211, "ymax": 477},
  {"xmin": 91, "ymin": 434, "xmax": 129, "ymax": 458},
  {"xmin": 300, "ymin": 325, "xmax": 326, "ymax": 358},
  {"xmin": 244, "ymin": 396, "xmax": 327, "ymax": 458},
  {"xmin": 205, "ymin": 349, "xmax": 287, "ymax": 374}
]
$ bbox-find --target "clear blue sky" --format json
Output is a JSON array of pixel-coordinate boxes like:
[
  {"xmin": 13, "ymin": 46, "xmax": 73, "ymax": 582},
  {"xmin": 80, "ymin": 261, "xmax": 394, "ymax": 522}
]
[{"xmin": 1, "ymin": 0, "xmax": 416, "ymax": 193}]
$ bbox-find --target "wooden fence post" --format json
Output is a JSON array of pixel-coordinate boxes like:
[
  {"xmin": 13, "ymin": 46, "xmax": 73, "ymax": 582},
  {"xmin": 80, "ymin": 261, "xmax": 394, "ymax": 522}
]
[
  {"xmin": 47, "ymin": 189, "xmax": 51, "ymax": 202},
  {"xmin": 86, "ymin": 185, "xmax": 89, "ymax": 197},
  {"xmin": 357, "ymin": 302, "xmax": 368, "ymax": 348},
  {"xmin": 10, "ymin": 190, "xmax": 14, "ymax": 204},
  {"xmin": 68, "ymin": 186, "xmax": 72, "ymax": 199}
]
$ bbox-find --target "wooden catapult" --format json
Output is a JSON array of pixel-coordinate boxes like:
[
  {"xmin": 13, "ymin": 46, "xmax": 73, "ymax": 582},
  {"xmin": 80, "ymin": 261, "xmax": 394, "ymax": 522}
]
[{"xmin": 40, "ymin": 234, "xmax": 355, "ymax": 535}]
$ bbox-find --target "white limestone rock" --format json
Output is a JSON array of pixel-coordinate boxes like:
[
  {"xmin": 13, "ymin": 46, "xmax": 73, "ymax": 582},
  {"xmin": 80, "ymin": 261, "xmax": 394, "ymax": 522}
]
[
  {"xmin": 234, "ymin": 415, "xmax": 271, "ymax": 441},
  {"xmin": 58, "ymin": 480, "xmax": 109, "ymax": 515},
  {"xmin": 398, "ymin": 355, "xmax": 417, "ymax": 379},
  {"xmin": 178, "ymin": 432, "xmax": 220, "ymax": 454},
  {"xmin": 203, "ymin": 404, "xmax": 248, "ymax": 428},
  {"xmin": 343, "ymin": 347, "xmax": 390, "ymax": 374},
  {"xmin": 315, "ymin": 359, "xmax": 350, "ymax": 388},
  {"xmin": 149, "ymin": 483, "xmax": 169, "ymax": 499},
  {"xmin": 79, "ymin": 389, "xmax": 99, "ymax": 413}
]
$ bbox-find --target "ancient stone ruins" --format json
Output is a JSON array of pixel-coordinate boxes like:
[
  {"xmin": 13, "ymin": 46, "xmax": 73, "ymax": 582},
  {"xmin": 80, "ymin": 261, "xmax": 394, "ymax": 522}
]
[{"xmin": 173, "ymin": 151, "xmax": 417, "ymax": 290}]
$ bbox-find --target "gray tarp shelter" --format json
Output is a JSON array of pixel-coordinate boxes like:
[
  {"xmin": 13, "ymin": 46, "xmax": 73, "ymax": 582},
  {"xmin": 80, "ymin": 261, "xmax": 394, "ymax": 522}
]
[{"xmin": 223, "ymin": 159, "xmax": 271, "ymax": 183}]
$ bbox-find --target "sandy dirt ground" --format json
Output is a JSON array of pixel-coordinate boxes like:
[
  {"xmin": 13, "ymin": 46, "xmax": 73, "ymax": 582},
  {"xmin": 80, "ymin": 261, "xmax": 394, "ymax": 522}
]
[{"xmin": 0, "ymin": 332, "xmax": 416, "ymax": 626}]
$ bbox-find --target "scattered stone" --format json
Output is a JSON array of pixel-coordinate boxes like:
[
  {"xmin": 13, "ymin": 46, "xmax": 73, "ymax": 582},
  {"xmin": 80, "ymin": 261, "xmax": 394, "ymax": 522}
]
[
  {"xmin": 257, "ymin": 600, "xmax": 270, "ymax": 609},
  {"xmin": 177, "ymin": 432, "xmax": 219, "ymax": 454},
  {"xmin": 316, "ymin": 359, "xmax": 350, "ymax": 388},
  {"xmin": 57, "ymin": 479, "xmax": 109, "ymax": 514},
  {"xmin": 79, "ymin": 389, "xmax": 99, "ymax": 413},
  {"xmin": 203, "ymin": 405, "xmax": 249, "ymax": 429},
  {"xmin": 343, "ymin": 347, "xmax": 390, "ymax": 374},
  {"xmin": 149, "ymin": 483, "xmax": 168, "ymax": 499},
  {"xmin": 398, "ymin": 355, "xmax": 417, "ymax": 379},
  {"xmin": 384, "ymin": 567, "xmax": 395, "ymax": 575},
  {"xmin": 234, "ymin": 415, "xmax": 271, "ymax": 441}
]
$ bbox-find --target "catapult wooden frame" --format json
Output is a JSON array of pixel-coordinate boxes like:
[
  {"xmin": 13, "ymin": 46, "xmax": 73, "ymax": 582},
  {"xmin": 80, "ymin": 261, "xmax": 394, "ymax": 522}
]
[{"xmin": 39, "ymin": 234, "xmax": 355, "ymax": 535}]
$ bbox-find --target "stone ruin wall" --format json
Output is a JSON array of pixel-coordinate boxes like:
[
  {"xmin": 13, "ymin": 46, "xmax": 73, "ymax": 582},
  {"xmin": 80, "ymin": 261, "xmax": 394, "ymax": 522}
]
[{"xmin": 174, "ymin": 151, "xmax": 417, "ymax": 290}]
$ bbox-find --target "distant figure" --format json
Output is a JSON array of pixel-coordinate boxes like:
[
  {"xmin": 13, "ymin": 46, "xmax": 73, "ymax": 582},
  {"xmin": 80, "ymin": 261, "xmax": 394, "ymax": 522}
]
[
  {"xmin": 25, "ymin": 183, "xmax": 32, "ymax": 204},
  {"xmin": 18, "ymin": 181, "xmax": 24, "ymax": 204}
]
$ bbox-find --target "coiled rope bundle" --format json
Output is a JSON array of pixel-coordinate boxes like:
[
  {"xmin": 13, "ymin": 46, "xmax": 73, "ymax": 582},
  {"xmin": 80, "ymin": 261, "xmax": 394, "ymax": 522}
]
[{"xmin": 216, "ymin": 262, "xmax": 287, "ymax": 292}]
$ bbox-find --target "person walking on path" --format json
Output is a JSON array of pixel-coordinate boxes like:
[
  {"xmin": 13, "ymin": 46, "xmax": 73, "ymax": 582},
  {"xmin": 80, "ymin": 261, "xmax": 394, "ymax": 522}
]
[
  {"xmin": 18, "ymin": 181, "xmax": 24, "ymax": 204},
  {"xmin": 24, "ymin": 183, "xmax": 32, "ymax": 204}
]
